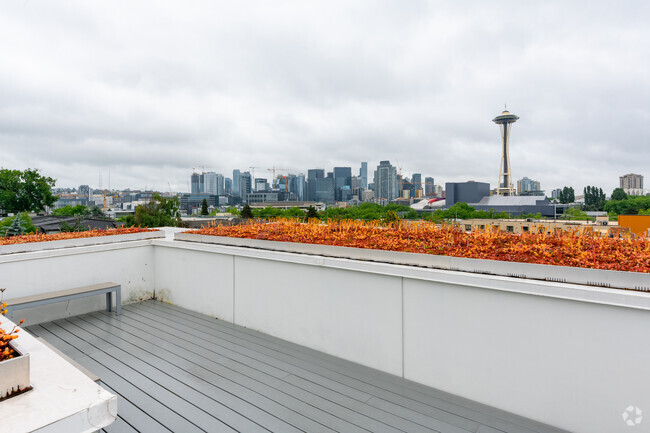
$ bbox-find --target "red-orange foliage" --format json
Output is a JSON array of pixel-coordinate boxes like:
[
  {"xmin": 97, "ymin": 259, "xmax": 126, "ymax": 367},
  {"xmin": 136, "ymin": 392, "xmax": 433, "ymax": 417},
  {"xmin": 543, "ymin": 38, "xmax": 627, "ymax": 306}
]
[
  {"xmin": 0, "ymin": 227, "xmax": 156, "ymax": 246},
  {"xmin": 0, "ymin": 301, "xmax": 23, "ymax": 362},
  {"xmin": 192, "ymin": 219, "xmax": 650, "ymax": 273}
]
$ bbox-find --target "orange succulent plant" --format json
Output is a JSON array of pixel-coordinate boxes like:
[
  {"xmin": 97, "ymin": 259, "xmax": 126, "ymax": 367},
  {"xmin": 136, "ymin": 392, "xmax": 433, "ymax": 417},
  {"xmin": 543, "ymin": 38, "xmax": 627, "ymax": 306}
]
[
  {"xmin": 0, "ymin": 227, "xmax": 155, "ymax": 246},
  {"xmin": 191, "ymin": 219, "xmax": 650, "ymax": 273}
]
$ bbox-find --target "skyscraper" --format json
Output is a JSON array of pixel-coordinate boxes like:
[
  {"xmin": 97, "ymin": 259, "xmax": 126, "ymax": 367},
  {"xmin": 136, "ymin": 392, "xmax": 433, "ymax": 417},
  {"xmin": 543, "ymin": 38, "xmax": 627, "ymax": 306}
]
[
  {"xmin": 239, "ymin": 172, "xmax": 252, "ymax": 201},
  {"xmin": 334, "ymin": 167, "xmax": 352, "ymax": 201},
  {"xmin": 204, "ymin": 172, "xmax": 218, "ymax": 195},
  {"xmin": 424, "ymin": 177, "xmax": 434, "ymax": 195},
  {"xmin": 191, "ymin": 172, "xmax": 201, "ymax": 194},
  {"xmin": 216, "ymin": 174, "xmax": 225, "ymax": 195},
  {"xmin": 493, "ymin": 109, "xmax": 519, "ymax": 196},
  {"xmin": 307, "ymin": 169, "xmax": 325, "ymax": 201},
  {"xmin": 412, "ymin": 173, "xmax": 422, "ymax": 197},
  {"xmin": 373, "ymin": 161, "xmax": 398, "ymax": 201},
  {"xmin": 224, "ymin": 178, "xmax": 232, "ymax": 195},
  {"xmin": 233, "ymin": 169, "xmax": 241, "ymax": 197},
  {"xmin": 360, "ymin": 162, "xmax": 368, "ymax": 189}
]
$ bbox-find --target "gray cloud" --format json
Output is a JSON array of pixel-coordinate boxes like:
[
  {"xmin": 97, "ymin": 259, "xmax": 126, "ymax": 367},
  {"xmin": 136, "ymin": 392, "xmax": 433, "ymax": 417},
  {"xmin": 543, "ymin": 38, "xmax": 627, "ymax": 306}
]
[{"xmin": 0, "ymin": 1, "xmax": 648, "ymax": 194}]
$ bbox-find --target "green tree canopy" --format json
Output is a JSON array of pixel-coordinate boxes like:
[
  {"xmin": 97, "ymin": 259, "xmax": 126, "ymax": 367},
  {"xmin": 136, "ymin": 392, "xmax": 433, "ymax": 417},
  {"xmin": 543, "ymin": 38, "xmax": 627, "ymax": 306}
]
[
  {"xmin": 1, "ymin": 213, "xmax": 38, "ymax": 236},
  {"xmin": 240, "ymin": 204, "xmax": 253, "ymax": 219},
  {"xmin": 53, "ymin": 204, "xmax": 109, "ymax": 219},
  {"xmin": 604, "ymin": 195, "xmax": 650, "ymax": 215},
  {"xmin": 122, "ymin": 193, "xmax": 181, "ymax": 227},
  {"xmin": 0, "ymin": 168, "xmax": 57, "ymax": 213},
  {"xmin": 201, "ymin": 199, "xmax": 209, "ymax": 215},
  {"xmin": 583, "ymin": 185, "xmax": 606, "ymax": 211},
  {"xmin": 611, "ymin": 188, "xmax": 627, "ymax": 201},
  {"xmin": 305, "ymin": 206, "xmax": 319, "ymax": 220},
  {"xmin": 558, "ymin": 186, "xmax": 575, "ymax": 204}
]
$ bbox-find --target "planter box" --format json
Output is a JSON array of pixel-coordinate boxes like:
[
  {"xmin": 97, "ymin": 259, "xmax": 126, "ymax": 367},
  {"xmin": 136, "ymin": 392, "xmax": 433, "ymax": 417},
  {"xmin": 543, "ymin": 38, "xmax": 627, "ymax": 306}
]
[
  {"xmin": 0, "ymin": 341, "xmax": 30, "ymax": 400},
  {"xmin": 0, "ymin": 230, "xmax": 164, "ymax": 255},
  {"xmin": 174, "ymin": 232, "xmax": 650, "ymax": 292}
]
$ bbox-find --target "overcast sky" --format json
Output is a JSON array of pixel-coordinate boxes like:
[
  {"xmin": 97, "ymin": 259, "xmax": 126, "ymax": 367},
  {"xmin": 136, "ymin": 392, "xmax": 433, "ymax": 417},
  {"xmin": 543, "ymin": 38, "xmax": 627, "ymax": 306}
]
[{"xmin": 1, "ymin": 1, "xmax": 648, "ymax": 194}]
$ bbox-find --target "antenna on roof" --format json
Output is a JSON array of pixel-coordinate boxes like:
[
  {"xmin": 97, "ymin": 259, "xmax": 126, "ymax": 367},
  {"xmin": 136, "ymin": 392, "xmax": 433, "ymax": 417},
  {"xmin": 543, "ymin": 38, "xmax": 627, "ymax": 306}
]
[{"xmin": 504, "ymin": 103, "xmax": 507, "ymax": 111}]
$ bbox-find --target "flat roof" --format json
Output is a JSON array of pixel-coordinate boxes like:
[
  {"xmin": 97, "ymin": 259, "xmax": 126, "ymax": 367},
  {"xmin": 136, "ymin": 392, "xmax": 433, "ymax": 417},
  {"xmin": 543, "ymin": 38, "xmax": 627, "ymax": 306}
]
[{"xmin": 28, "ymin": 301, "xmax": 567, "ymax": 433}]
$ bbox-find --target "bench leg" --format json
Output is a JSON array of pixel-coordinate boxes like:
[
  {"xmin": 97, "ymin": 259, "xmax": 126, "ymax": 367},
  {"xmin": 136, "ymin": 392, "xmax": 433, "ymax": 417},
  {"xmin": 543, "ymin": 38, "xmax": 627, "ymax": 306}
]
[
  {"xmin": 106, "ymin": 292, "xmax": 112, "ymax": 313},
  {"xmin": 115, "ymin": 288, "xmax": 121, "ymax": 315}
]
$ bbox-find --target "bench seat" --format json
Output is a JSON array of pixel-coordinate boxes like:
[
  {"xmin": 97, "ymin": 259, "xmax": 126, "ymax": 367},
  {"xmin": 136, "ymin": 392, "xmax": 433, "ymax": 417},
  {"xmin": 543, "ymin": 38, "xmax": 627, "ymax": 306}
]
[{"xmin": 4, "ymin": 282, "xmax": 121, "ymax": 315}]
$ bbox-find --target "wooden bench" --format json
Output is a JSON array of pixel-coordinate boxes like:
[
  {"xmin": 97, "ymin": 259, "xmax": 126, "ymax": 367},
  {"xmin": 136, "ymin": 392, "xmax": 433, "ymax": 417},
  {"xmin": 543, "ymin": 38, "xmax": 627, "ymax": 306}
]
[{"xmin": 4, "ymin": 283, "xmax": 121, "ymax": 316}]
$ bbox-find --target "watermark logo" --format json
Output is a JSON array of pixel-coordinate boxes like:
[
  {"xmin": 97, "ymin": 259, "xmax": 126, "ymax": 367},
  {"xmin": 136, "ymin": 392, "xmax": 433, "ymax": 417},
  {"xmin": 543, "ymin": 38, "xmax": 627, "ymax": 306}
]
[{"xmin": 622, "ymin": 406, "xmax": 642, "ymax": 427}]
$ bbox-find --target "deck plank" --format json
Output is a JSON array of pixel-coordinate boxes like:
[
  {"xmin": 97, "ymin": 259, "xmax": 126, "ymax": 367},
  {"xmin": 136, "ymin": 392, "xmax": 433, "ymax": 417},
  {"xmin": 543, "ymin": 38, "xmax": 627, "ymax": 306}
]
[
  {"xmin": 145, "ymin": 301, "xmax": 561, "ymax": 433},
  {"xmin": 27, "ymin": 301, "xmax": 568, "ymax": 433}
]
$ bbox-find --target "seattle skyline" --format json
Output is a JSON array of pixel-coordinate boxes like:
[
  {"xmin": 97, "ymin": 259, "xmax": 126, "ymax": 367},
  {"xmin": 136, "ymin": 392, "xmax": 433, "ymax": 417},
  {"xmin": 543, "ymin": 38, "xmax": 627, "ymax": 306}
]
[{"xmin": 1, "ymin": 2, "xmax": 648, "ymax": 194}]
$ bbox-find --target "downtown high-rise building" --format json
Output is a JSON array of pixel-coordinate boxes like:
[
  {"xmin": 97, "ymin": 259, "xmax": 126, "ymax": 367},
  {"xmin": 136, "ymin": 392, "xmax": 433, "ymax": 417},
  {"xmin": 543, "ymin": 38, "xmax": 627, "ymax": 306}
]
[
  {"xmin": 334, "ymin": 167, "xmax": 352, "ymax": 201},
  {"xmin": 359, "ymin": 162, "xmax": 368, "ymax": 189},
  {"xmin": 373, "ymin": 161, "xmax": 398, "ymax": 201},
  {"xmin": 424, "ymin": 177, "xmax": 435, "ymax": 195},
  {"xmin": 191, "ymin": 172, "xmax": 201, "ymax": 193},
  {"xmin": 239, "ymin": 172, "xmax": 252, "ymax": 201},
  {"xmin": 233, "ymin": 169, "xmax": 241, "ymax": 197},
  {"xmin": 204, "ymin": 172, "xmax": 218, "ymax": 195},
  {"xmin": 412, "ymin": 173, "xmax": 422, "ymax": 197},
  {"xmin": 216, "ymin": 174, "xmax": 225, "ymax": 195},
  {"xmin": 307, "ymin": 169, "xmax": 325, "ymax": 201}
]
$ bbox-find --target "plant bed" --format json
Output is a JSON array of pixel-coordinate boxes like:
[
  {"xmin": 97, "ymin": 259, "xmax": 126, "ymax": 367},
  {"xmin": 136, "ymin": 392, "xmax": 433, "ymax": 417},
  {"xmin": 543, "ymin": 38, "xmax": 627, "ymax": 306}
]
[
  {"xmin": 0, "ymin": 346, "xmax": 31, "ymax": 401},
  {"xmin": 187, "ymin": 219, "xmax": 650, "ymax": 272},
  {"xmin": 0, "ymin": 310, "xmax": 31, "ymax": 401},
  {"xmin": 0, "ymin": 227, "xmax": 163, "ymax": 255},
  {"xmin": 179, "ymin": 219, "xmax": 650, "ymax": 291}
]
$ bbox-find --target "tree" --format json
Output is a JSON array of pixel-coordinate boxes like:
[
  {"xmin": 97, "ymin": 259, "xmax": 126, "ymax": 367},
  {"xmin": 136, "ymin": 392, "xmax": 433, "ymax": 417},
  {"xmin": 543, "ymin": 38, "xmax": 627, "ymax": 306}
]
[
  {"xmin": 305, "ymin": 206, "xmax": 319, "ymax": 220},
  {"xmin": 558, "ymin": 186, "xmax": 575, "ymax": 204},
  {"xmin": 611, "ymin": 188, "xmax": 627, "ymax": 201},
  {"xmin": 201, "ymin": 199, "xmax": 209, "ymax": 215},
  {"xmin": 1, "ymin": 213, "xmax": 37, "ymax": 236},
  {"xmin": 583, "ymin": 186, "xmax": 606, "ymax": 211},
  {"xmin": 240, "ymin": 204, "xmax": 253, "ymax": 219},
  {"xmin": 123, "ymin": 193, "xmax": 181, "ymax": 227},
  {"xmin": 0, "ymin": 168, "xmax": 57, "ymax": 213}
]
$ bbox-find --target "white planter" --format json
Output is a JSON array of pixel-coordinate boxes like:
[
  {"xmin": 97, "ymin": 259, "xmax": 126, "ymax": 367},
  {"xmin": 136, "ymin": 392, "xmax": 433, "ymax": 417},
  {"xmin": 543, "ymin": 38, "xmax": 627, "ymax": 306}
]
[{"xmin": 0, "ymin": 338, "xmax": 31, "ymax": 400}]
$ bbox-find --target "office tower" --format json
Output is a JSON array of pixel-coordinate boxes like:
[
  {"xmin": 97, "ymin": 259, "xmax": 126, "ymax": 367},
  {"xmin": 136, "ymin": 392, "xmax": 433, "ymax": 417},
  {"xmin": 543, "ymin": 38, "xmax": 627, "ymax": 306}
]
[
  {"xmin": 307, "ymin": 169, "xmax": 325, "ymax": 201},
  {"xmin": 288, "ymin": 174, "xmax": 306, "ymax": 201},
  {"xmin": 255, "ymin": 178, "xmax": 268, "ymax": 191},
  {"xmin": 424, "ymin": 177, "xmax": 434, "ymax": 195},
  {"xmin": 493, "ymin": 109, "xmax": 519, "ymax": 196},
  {"xmin": 224, "ymin": 178, "xmax": 232, "ymax": 195},
  {"xmin": 315, "ymin": 177, "xmax": 335, "ymax": 203},
  {"xmin": 334, "ymin": 167, "xmax": 352, "ymax": 201},
  {"xmin": 191, "ymin": 172, "xmax": 201, "ymax": 194},
  {"xmin": 360, "ymin": 162, "xmax": 368, "ymax": 189},
  {"xmin": 373, "ymin": 161, "xmax": 398, "ymax": 201},
  {"xmin": 239, "ymin": 172, "xmax": 252, "ymax": 201},
  {"xmin": 233, "ymin": 169, "xmax": 241, "ymax": 197},
  {"xmin": 412, "ymin": 173, "xmax": 422, "ymax": 198},
  {"xmin": 216, "ymin": 174, "xmax": 225, "ymax": 195},
  {"xmin": 204, "ymin": 172, "xmax": 218, "ymax": 195}
]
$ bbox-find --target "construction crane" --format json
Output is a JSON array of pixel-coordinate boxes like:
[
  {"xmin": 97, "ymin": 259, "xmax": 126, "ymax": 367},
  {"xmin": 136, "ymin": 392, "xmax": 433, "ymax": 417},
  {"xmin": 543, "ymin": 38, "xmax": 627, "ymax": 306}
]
[
  {"xmin": 267, "ymin": 167, "xmax": 291, "ymax": 190},
  {"xmin": 103, "ymin": 190, "xmax": 120, "ymax": 212},
  {"xmin": 249, "ymin": 166, "xmax": 262, "ymax": 180}
]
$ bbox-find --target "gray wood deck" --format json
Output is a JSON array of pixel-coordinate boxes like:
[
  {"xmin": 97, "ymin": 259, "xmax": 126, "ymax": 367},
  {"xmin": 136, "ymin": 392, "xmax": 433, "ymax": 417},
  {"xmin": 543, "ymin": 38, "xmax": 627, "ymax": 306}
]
[{"xmin": 27, "ymin": 301, "xmax": 567, "ymax": 433}]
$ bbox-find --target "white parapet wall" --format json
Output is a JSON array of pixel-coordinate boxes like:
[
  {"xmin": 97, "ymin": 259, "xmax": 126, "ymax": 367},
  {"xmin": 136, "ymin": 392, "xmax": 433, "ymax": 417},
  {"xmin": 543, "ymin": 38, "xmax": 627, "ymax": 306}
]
[
  {"xmin": 0, "ymin": 231, "xmax": 160, "ymax": 324},
  {"xmin": 164, "ymin": 233, "xmax": 650, "ymax": 433},
  {"xmin": 1, "ymin": 229, "xmax": 649, "ymax": 433}
]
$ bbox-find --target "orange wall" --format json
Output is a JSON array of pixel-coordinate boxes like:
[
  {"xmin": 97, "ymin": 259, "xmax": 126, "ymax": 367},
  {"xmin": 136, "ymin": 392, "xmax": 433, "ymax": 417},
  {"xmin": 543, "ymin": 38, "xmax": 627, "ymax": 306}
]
[{"xmin": 618, "ymin": 215, "xmax": 650, "ymax": 236}]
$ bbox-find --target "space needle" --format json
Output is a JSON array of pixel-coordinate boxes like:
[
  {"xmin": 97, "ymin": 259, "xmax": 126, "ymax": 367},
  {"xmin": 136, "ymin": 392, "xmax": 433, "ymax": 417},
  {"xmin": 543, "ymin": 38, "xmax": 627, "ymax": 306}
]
[{"xmin": 492, "ymin": 108, "xmax": 519, "ymax": 196}]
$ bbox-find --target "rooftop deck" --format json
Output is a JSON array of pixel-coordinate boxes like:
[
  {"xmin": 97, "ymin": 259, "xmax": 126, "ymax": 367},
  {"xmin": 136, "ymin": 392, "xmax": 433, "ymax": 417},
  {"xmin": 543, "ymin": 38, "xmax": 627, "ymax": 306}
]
[{"xmin": 27, "ymin": 301, "xmax": 565, "ymax": 433}]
